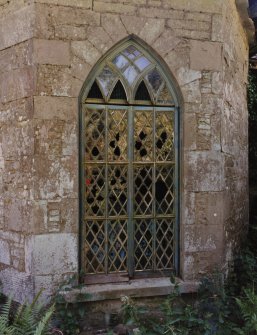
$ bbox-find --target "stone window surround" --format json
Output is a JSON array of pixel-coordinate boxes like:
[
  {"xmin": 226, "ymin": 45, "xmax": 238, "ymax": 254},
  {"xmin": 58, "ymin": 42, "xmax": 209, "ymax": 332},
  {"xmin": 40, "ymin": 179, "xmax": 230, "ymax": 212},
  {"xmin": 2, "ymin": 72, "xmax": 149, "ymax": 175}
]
[{"xmin": 61, "ymin": 278, "xmax": 199, "ymax": 303}]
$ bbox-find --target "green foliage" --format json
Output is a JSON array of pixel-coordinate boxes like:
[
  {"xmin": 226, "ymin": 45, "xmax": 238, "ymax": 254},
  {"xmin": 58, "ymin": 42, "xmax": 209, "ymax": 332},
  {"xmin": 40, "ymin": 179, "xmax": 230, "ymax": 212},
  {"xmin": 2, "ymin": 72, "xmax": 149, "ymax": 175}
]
[
  {"xmin": 0, "ymin": 292, "xmax": 54, "ymax": 335},
  {"xmin": 52, "ymin": 273, "xmax": 90, "ymax": 335}
]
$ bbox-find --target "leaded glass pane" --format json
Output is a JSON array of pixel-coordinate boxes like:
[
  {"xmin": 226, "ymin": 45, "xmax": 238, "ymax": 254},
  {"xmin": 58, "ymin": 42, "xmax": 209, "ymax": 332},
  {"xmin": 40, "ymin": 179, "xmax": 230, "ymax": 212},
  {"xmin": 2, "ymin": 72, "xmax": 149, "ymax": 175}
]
[
  {"xmin": 84, "ymin": 220, "xmax": 105, "ymax": 274},
  {"xmin": 134, "ymin": 56, "xmax": 151, "ymax": 71},
  {"xmin": 108, "ymin": 220, "xmax": 128, "ymax": 272},
  {"xmin": 134, "ymin": 110, "xmax": 153, "ymax": 161},
  {"xmin": 145, "ymin": 69, "xmax": 163, "ymax": 95},
  {"xmin": 108, "ymin": 109, "xmax": 128, "ymax": 161},
  {"xmin": 156, "ymin": 165, "xmax": 174, "ymax": 215},
  {"xmin": 156, "ymin": 111, "xmax": 174, "ymax": 161},
  {"xmin": 85, "ymin": 165, "xmax": 106, "ymax": 217},
  {"xmin": 108, "ymin": 166, "xmax": 128, "ymax": 216},
  {"xmin": 157, "ymin": 83, "xmax": 174, "ymax": 105},
  {"xmin": 123, "ymin": 45, "xmax": 141, "ymax": 59},
  {"xmin": 112, "ymin": 54, "xmax": 129, "ymax": 69},
  {"xmin": 123, "ymin": 65, "xmax": 139, "ymax": 85},
  {"xmin": 134, "ymin": 219, "xmax": 153, "ymax": 271},
  {"xmin": 134, "ymin": 166, "xmax": 153, "ymax": 216},
  {"xmin": 85, "ymin": 108, "xmax": 105, "ymax": 161},
  {"xmin": 97, "ymin": 66, "xmax": 117, "ymax": 97},
  {"xmin": 156, "ymin": 219, "xmax": 174, "ymax": 269}
]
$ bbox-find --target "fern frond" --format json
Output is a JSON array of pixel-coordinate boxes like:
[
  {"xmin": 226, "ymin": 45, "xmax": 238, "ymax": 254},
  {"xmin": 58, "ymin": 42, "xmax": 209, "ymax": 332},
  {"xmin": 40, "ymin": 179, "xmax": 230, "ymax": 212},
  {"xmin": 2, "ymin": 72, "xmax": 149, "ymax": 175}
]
[{"xmin": 34, "ymin": 304, "xmax": 55, "ymax": 335}]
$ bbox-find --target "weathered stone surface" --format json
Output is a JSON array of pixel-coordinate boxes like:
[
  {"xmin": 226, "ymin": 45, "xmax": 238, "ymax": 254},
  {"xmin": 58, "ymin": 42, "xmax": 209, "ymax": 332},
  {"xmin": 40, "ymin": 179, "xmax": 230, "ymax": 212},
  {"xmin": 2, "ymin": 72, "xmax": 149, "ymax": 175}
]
[
  {"xmin": 138, "ymin": 7, "xmax": 184, "ymax": 19},
  {"xmin": 33, "ymin": 233, "xmax": 78, "ymax": 275},
  {"xmin": 139, "ymin": 19, "xmax": 165, "ymax": 44},
  {"xmin": 87, "ymin": 26, "xmax": 113, "ymax": 53},
  {"xmin": 190, "ymin": 40, "xmax": 222, "ymax": 71},
  {"xmin": 0, "ymin": 5, "xmax": 34, "ymax": 51},
  {"xmin": 153, "ymin": 29, "xmax": 181, "ymax": 56},
  {"xmin": 71, "ymin": 40, "xmax": 101, "ymax": 65},
  {"xmin": 162, "ymin": 0, "xmax": 223, "ymax": 13},
  {"xmin": 101, "ymin": 14, "xmax": 128, "ymax": 43},
  {"xmin": 35, "ymin": 0, "xmax": 92, "ymax": 8},
  {"xmin": 33, "ymin": 39, "xmax": 70, "ymax": 65},
  {"xmin": 34, "ymin": 96, "xmax": 77, "ymax": 120},
  {"xmin": 0, "ymin": 240, "xmax": 10, "ymax": 265},
  {"xmin": 94, "ymin": 1, "xmax": 136, "ymax": 14}
]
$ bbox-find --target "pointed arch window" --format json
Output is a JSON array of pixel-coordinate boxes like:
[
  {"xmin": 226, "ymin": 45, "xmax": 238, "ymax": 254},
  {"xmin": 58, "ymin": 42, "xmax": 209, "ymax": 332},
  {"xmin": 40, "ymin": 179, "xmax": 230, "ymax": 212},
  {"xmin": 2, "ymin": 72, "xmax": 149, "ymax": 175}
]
[{"xmin": 80, "ymin": 40, "xmax": 180, "ymax": 283}]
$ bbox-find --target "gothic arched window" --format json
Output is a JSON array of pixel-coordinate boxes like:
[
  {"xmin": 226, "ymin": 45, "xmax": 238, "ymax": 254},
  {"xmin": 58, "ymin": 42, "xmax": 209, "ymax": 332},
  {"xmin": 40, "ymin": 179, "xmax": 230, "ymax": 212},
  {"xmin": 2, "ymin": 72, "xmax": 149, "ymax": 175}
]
[{"xmin": 80, "ymin": 39, "xmax": 180, "ymax": 283}]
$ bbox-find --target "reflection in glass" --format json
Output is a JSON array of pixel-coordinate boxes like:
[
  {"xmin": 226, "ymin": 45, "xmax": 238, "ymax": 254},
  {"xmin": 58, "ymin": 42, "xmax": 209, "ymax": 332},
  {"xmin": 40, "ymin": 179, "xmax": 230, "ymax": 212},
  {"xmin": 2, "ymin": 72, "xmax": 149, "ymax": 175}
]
[
  {"xmin": 134, "ymin": 56, "xmax": 151, "ymax": 71},
  {"xmin": 112, "ymin": 54, "xmax": 129, "ymax": 69},
  {"xmin": 123, "ymin": 65, "xmax": 139, "ymax": 84},
  {"xmin": 97, "ymin": 66, "xmax": 117, "ymax": 97}
]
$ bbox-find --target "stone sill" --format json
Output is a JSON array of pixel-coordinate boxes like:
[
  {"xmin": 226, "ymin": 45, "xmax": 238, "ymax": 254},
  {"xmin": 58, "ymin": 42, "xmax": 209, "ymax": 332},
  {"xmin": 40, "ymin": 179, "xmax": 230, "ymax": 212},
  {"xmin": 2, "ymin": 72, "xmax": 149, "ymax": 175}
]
[{"xmin": 61, "ymin": 278, "xmax": 199, "ymax": 303}]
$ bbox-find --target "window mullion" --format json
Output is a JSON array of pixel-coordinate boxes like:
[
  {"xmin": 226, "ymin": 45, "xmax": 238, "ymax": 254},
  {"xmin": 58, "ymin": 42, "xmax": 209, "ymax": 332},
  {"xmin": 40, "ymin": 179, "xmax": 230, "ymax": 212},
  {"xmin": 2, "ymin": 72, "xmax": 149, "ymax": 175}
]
[
  {"xmin": 104, "ymin": 105, "xmax": 109, "ymax": 274},
  {"xmin": 127, "ymin": 106, "xmax": 134, "ymax": 277}
]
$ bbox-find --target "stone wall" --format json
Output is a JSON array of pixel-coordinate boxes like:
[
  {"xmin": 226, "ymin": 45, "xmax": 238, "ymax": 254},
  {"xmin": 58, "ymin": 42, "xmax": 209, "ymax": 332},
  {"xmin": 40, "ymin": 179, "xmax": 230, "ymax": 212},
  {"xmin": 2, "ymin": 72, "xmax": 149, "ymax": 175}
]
[{"xmin": 0, "ymin": 0, "xmax": 250, "ymax": 302}]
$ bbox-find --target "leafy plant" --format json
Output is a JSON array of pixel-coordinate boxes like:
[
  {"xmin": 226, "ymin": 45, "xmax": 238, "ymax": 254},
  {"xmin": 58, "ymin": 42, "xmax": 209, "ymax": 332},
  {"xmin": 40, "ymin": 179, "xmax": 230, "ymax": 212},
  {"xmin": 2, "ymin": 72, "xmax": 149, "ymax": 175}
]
[{"xmin": 0, "ymin": 291, "xmax": 55, "ymax": 335}]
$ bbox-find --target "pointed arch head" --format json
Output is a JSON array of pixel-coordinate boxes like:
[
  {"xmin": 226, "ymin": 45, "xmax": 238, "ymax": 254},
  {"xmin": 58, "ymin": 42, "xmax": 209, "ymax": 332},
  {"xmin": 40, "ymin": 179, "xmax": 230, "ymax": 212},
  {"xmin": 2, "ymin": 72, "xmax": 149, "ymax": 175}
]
[{"xmin": 79, "ymin": 35, "xmax": 182, "ymax": 107}]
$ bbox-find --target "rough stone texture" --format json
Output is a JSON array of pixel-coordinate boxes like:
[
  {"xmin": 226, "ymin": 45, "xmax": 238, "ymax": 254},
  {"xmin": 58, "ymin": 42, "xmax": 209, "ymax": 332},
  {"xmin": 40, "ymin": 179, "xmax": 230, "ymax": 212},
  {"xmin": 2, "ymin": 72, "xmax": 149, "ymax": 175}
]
[{"xmin": 0, "ymin": 0, "xmax": 250, "ymax": 306}]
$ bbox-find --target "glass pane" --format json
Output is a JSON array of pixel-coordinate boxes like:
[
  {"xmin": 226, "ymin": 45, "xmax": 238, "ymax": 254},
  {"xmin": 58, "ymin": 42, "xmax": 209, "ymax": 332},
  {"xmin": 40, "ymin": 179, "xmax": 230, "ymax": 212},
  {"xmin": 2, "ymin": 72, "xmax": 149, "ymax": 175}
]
[
  {"xmin": 85, "ymin": 165, "xmax": 106, "ymax": 217},
  {"xmin": 134, "ymin": 110, "xmax": 153, "ymax": 161},
  {"xmin": 155, "ymin": 165, "xmax": 174, "ymax": 215},
  {"xmin": 145, "ymin": 69, "xmax": 163, "ymax": 95},
  {"xmin": 156, "ymin": 111, "xmax": 174, "ymax": 161},
  {"xmin": 123, "ymin": 45, "xmax": 141, "ymax": 59},
  {"xmin": 110, "ymin": 80, "xmax": 127, "ymax": 100},
  {"xmin": 84, "ymin": 220, "xmax": 105, "ymax": 274},
  {"xmin": 123, "ymin": 65, "xmax": 139, "ymax": 85},
  {"xmin": 85, "ymin": 108, "xmax": 105, "ymax": 161},
  {"xmin": 97, "ymin": 66, "xmax": 117, "ymax": 97},
  {"xmin": 134, "ymin": 219, "xmax": 153, "ymax": 271},
  {"xmin": 112, "ymin": 54, "xmax": 129, "ymax": 69},
  {"xmin": 108, "ymin": 165, "xmax": 128, "ymax": 216},
  {"xmin": 108, "ymin": 220, "xmax": 128, "ymax": 273},
  {"xmin": 156, "ymin": 219, "xmax": 174, "ymax": 269},
  {"xmin": 134, "ymin": 56, "xmax": 151, "ymax": 72},
  {"xmin": 108, "ymin": 109, "xmax": 128, "ymax": 161},
  {"xmin": 134, "ymin": 165, "xmax": 153, "ymax": 215},
  {"xmin": 135, "ymin": 81, "xmax": 151, "ymax": 101},
  {"xmin": 157, "ymin": 83, "xmax": 174, "ymax": 105},
  {"xmin": 87, "ymin": 80, "xmax": 104, "ymax": 99}
]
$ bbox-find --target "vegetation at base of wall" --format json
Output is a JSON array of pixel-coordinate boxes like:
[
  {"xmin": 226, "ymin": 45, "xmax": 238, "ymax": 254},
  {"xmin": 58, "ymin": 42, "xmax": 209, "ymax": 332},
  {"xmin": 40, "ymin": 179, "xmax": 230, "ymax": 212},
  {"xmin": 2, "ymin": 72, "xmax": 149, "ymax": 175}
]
[{"xmin": 0, "ymin": 290, "xmax": 55, "ymax": 335}]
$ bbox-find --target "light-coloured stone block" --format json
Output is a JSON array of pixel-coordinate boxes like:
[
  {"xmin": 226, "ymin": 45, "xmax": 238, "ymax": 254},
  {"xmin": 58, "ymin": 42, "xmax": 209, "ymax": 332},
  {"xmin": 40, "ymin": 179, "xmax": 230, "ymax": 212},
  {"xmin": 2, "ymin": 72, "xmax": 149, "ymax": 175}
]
[
  {"xmin": 33, "ymin": 39, "xmax": 70, "ymax": 65},
  {"xmin": 71, "ymin": 40, "xmax": 101, "ymax": 66},
  {"xmin": 190, "ymin": 40, "xmax": 222, "ymax": 71},
  {"xmin": 35, "ymin": 0, "xmax": 92, "ymax": 8},
  {"xmin": 101, "ymin": 14, "xmax": 128, "ymax": 43},
  {"xmin": 0, "ymin": 239, "xmax": 10, "ymax": 265},
  {"xmin": 94, "ymin": 1, "xmax": 136, "ymax": 14},
  {"xmin": 33, "ymin": 233, "xmax": 78, "ymax": 275},
  {"xmin": 34, "ymin": 96, "xmax": 77, "ymax": 120},
  {"xmin": 139, "ymin": 19, "xmax": 165, "ymax": 44},
  {"xmin": 162, "ymin": 0, "xmax": 223, "ymax": 13}
]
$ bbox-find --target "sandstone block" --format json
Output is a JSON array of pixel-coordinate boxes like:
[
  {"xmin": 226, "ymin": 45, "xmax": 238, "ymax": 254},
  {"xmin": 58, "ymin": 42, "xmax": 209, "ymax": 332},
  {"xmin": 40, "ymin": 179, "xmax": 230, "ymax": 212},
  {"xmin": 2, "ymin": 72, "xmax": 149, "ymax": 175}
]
[
  {"xmin": 101, "ymin": 14, "xmax": 128, "ymax": 43},
  {"xmin": 55, "ymin": 25, "xmax": 87, "ymax": 40},
  {"xmin": 4, "ymin": 199, "xmax": 33, "ymax": 233},
  {"xmin": 212, "ymin": 14, "xmax": 224, "ymax": 42},
  {"xmin": 177, "ymin": 67, "xmax": 202, "ymax": 86},
  {"xmin": 0, "ymin": 240, "xmax": 10, "ymax": 265},
  {"xmin": 121, "ymin": 16, "xmax": 147, "ymax": 36},
  {"xmin": 148, "ymin": 0, "xmax": 162, "ymax": 6},
  {"xmin": 184, "ymin": 151, "xmax": 224, "ymax": 192},
  {"xmin": 87, "ymin": 26, "xmax": 113, "ymax": 53},
  {"xmin": 51, "ymin": 5, "xmax": 100, "ymax": 26},
  {"xmin": 33, "ymin": 233, "xmax": 78, "ymax": 275},
  {"xmin": 190, "ymin": 40, "xmax": 222, "ymax": 71},
  {"xmin": 184, "ymin": 113, "xmax": 197, "ymax": 151},
  {"xmin": 167, "ymin": 19, "xmax": 210, "ymax": 32},
  {"xmin": 70, "ymin": 55, "xmax": 91, "ymax": 82},
  {"xmin": 174, "ymin": 29, "xmax": 210, "ymax": 40},
  {"xmin": 94, "ymin": 1, "xmax": 136, "ymax": 14},
  {"xmin": 71, "ymin": 40, "xmax": 101, "ymax": 65},
  {"xmin": 33, "ymin": 39, "xmax": 70, "ymax": 65},
  {"xmin": 0, "ymin": 5, "xmax": 34, "ymax": 51},
  {"xmin": 153, "ymin": 29, "xmax": 181, "ymax": 56},
  {"xmin": 138, "ymin": 7, "xmax": 184, "ymax": 19},
  {"xmin": 139, "ymin": 19, "xmax": 165, "ymax": 44},
  {"xmin": 181, "ymin": 80, "xmax": 201, "ymax": 104},
  {"xmin": 0, "ymin": 98, "xmax": 33, "ymax": 124},
  {"xmin": 162, "ymin": 0, "xmax": 223, "ymax": 13},
  {"xmin": 184, "ymin": 12, "xmax": 212, "ymax": 22},
  {"xmin": 0, "ymin": 67, "xmax": 35, "ymax": 103},
  {"xmin": 35, "ymin": 0, "xmax": 92, "ymax": 8},
  {"xmin": 34, "ymin": 96, "xmax": 77, "ymax": 120}
]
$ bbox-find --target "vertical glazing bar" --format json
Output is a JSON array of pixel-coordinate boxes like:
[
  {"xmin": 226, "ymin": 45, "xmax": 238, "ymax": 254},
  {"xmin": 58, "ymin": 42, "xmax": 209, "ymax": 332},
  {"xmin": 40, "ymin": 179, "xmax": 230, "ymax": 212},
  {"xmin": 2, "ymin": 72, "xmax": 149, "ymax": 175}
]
[
  {"xmin": 127, "ymin": 106, "xmax": 134, "ymax": 277},
  {"xmin": 153, "ymin": 107, "xmax": 156, "ymax": 271},
  {"xmin": 79, "ymin": 103, "xmax": 85, "ymax": 278},
  {"xmin": 174, "ymin": 107, "xmax": 180, "ymax": 275},
  {"xmin": 104, "ymin": 106, "xmax": 108, "ymax": 274}
]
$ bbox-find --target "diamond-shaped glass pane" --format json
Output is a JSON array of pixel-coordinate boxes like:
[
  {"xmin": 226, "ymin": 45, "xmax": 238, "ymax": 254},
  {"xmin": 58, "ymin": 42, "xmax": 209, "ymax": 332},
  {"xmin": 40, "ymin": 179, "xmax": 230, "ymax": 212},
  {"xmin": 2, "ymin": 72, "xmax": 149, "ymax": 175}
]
[
  {"xmin": 156, "ymin": 219, "xmax": 174, "ymax": 269},
  {"xmin": 108, "ymin": 166, "xmax": 128, "ymax": 216},
  {"xmin": 134, "ymin": 166, "xmax": 153, "ymax": 215},
  {"xmin": 84, "ymin": 220, "xmax": 105, "ymax": 274},
  {"xmin": 123, "ymin": 65, "xmax": 139, "ymax": 85},
  {"xmin": 156, "ymin": 111, "xmax": 174, "ymax": 161},
  {"xmin": 108, "ymin": 220, "xmax": 128, "ymax": 273},
  {"xmin": 85, "ymin": 108, "xmax": 105, "ymax": 161},
  {"xmin": 122, "ymin": 45, "xmax": 141, "ymax": 59},
  {"xmin": 134, "ymin": 219, "xmax": 153, "ymax": 271},
  {"xmin": 108, "ymin": 109, "xmax": 128, "ymax": 161},
  {"xmin": 134, "ymin": 56, "xmax": 151, "ymax": 72},
  {"xmin": 85, "ymin": 165, "xmax": 105, "ymax": 217},
  {"xmin": 134, "ymin": 110, "xmax": 153, "ymax": 161},
  {"xmin": 156, "ymin": 165, "xmax": 174, "ymax": 215},
  {"xmin": 112, "ymin": 54, "xmax": 129, "ymax": 69},
  {"xmin": 97, "ymin": 66, "xmax": 118, "ymax": 97}
]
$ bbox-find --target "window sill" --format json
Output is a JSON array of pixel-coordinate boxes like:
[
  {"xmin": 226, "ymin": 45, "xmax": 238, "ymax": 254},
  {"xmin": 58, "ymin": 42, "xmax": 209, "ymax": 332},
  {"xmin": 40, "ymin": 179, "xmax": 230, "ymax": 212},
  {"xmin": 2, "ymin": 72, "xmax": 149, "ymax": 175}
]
[{"xmin": 61, "ymin": 278, "xmax": 199, "ymax": 303}]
